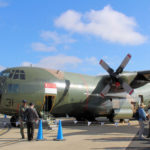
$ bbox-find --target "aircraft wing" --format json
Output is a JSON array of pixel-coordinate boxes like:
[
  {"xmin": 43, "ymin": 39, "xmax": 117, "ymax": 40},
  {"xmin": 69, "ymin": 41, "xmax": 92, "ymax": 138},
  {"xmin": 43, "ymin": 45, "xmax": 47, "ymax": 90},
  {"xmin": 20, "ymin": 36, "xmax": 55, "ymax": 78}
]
[
  {"xmin": 130, "ymin": 70, "xmax": 150, "ymax": 88},
  {"xmin": 88, "ymin": 92, "xmax": 127, "ymax": 98},
  {"xmin": 95, "ymin": 70, "xmax": 150, "ymax": 97},
  {"xmin": 110, "ymin": 70, "xmax": 150, "ymax": 90}
]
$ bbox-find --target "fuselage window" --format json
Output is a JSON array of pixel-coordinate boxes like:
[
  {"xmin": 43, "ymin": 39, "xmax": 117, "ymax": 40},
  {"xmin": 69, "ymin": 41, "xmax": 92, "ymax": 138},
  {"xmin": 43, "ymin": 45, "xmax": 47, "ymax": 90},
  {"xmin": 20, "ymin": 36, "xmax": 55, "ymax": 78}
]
[
  {"xmin": 8, "ymin": 84, "xmax": 12, "ymax": 92},
  {"xmin": 8, "ymin": 84, "xmax": 19, "ymax": 93},
  {"xmin": 13, "ymin": 84, "xmax": 19, "ymax": 92}
]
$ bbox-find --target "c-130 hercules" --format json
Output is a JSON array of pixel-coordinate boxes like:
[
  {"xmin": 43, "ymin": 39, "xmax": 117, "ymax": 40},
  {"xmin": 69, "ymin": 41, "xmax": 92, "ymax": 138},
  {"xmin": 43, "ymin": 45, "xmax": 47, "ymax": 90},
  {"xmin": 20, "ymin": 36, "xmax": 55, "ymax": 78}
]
[{"xmin": 0, "ymin": 54, "xmax": 150, "ymax": 126}]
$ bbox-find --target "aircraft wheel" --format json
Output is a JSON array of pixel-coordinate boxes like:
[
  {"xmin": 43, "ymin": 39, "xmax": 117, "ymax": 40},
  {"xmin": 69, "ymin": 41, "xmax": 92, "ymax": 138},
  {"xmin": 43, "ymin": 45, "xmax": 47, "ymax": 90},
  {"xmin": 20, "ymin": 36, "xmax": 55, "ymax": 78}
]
[
  {"xmin": 10, "ymin": 116, "xmax": 19, "ymax": 127},
  {"xmin": 107, "ymin": 114, "xmax": 115, "ymax": 122},
  {"xmin": 120, "ymin": 119, "xmax": 124, "ymax": 123},
  {"xmin": 75, "ymin": 116, "xmax": 86, "ymax": 121},
  {"xmin": 108, "ymin": 117, "xmax": 114, "ymax": 123},
  {"xmin": 107, "ymin": 110, "xmax": 114, "ymax": 122},
  {"xmin": 86, "ymin": 116, "xmax": 96, "ymax": 121}
]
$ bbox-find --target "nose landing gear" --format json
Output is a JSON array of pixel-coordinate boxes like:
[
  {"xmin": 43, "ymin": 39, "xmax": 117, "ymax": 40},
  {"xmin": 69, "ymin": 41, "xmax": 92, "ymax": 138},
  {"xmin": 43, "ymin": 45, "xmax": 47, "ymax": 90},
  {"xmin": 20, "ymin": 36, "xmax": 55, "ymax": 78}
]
[{"xmin": 10, "ymin": 116, "xmax": 19, "ymax": 127}]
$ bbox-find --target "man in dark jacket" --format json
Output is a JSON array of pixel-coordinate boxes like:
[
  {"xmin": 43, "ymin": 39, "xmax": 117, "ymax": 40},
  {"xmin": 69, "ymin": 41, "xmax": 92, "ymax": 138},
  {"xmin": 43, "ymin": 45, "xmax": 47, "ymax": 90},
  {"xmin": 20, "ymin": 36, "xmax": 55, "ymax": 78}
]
[
  {"xmin": 24, "ymin": 103, "xmax": 39, "ymax": 141},
  {"xmin": 19, "ymin": 99, "xmax": 28, "ymax": 139}
]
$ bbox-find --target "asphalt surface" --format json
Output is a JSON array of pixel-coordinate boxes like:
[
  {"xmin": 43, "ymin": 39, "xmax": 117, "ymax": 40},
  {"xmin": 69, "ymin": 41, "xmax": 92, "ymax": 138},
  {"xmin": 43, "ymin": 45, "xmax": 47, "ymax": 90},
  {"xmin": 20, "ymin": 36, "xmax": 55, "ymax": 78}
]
[{"xmin": 0, "ymin": 115, "xmax": 149, "ymax": 150}]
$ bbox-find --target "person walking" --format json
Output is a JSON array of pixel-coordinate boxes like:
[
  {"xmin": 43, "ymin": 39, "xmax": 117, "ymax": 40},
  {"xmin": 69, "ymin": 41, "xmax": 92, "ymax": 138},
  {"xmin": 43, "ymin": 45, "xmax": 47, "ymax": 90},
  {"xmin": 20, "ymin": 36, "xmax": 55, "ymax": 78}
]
[
  {"xmin": 138, "ymin": 102, "xmax": 147, "ymax": 140},
  {"xmin": 19, "ymin": 99, "xmax": 28, "ymax": 139},
  {"xmin": 24, "ymin": 103, "xmax": 39, "ymax": 141},
  {"xmin": 147, "ymin": 104, "xmax": 150, "ymax": 138}
]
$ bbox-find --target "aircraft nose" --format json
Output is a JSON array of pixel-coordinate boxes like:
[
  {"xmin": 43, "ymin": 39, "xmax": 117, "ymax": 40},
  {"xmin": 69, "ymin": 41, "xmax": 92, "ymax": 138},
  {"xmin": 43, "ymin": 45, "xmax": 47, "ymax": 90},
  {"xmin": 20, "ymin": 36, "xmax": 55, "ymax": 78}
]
[
  {"xmin": 0, "ymin": 76, "xmax": 5, "ymax": 89},
  {"xmin": 0, "ymin": 78, "xmax": 2, "ymax": 92}
]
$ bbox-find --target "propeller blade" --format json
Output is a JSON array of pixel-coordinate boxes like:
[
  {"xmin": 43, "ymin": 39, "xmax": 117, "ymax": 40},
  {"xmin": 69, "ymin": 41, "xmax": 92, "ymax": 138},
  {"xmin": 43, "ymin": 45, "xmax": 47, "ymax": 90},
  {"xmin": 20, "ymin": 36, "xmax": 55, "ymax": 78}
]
[
  {"xmin": 116, "ymin": 54, "xmax": 131, "ymax": 74},
  {"xmin": 122, "ymin": 82, "xmax": 134, "ymax": 95},
  {"xmin": 99, "ymin": 59, "xmax": 114, "ymax": 75},
  {"xmin": 100, "ymin": 84, "xmax": 111, "ymax": 98}
]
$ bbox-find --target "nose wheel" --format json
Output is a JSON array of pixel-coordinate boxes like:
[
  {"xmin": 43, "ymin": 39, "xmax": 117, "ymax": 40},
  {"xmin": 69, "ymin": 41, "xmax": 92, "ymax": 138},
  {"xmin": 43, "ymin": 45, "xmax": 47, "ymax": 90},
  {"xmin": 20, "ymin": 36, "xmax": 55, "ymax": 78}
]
[{"xmin": 10, "ymin": 116, "xmax": 19, "ymax": 127}]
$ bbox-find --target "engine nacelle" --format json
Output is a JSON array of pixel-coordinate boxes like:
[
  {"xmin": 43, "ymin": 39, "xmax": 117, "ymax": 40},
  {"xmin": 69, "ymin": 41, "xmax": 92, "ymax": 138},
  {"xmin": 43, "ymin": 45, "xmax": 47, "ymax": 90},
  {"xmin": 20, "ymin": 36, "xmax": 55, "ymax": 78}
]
[
  {"xmin": 113, "ymin": 108, "xmax": 133, "ymax": 119},
  {"xmin": 112, "ymin": 97, "xmax": 134, "ymax": 119}
]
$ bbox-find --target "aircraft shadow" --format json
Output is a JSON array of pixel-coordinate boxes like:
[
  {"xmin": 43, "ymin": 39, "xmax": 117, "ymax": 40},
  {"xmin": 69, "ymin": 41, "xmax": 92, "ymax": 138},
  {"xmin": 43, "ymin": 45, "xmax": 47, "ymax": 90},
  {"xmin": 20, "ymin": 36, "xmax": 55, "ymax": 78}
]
[
  {"xmin": 61, "ymin": 120, "xmax": 139, "ymax": 136},
  {"xmin": 85, "ymin": 137, "xmax": 134, "ymax": 142},
  {"xmin": 0, "ymin": 127, "xmax": 11, "ymax": 136},
  {"xmin": 0, "ymin": 138, "xmax": 26, "ymax": 148}
]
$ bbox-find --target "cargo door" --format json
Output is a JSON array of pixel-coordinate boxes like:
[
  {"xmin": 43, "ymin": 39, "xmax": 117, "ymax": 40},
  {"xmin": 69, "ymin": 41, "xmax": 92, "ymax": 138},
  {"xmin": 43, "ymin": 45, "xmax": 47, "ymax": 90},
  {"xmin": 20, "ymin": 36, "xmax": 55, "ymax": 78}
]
[{"xmin": 43, "ymin": 95, "xmax": 55, "ymax": 113}]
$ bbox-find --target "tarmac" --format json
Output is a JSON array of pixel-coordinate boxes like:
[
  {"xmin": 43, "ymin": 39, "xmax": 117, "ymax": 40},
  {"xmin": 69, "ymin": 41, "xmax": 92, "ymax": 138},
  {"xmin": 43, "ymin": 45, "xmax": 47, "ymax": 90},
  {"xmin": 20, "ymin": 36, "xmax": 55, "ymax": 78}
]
[{"xmin": 0, "ymin": 115, "xmax": 150, "ymax": 150}]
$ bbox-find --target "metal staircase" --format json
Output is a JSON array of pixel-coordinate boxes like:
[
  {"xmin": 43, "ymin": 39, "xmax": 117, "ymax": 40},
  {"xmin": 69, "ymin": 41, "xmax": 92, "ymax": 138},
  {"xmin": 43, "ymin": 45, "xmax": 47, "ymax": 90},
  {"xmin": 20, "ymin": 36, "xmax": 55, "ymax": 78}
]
[{"xmin": 40, "ymin": 111, "xmax": 57, "ymax": 130}]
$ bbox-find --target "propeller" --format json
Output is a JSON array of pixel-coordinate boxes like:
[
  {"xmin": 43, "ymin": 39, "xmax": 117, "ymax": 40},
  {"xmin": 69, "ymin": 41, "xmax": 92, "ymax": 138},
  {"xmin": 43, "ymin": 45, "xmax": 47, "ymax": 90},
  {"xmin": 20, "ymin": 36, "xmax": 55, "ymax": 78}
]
[{"xmin": 99, "ymin": 54, "xmax": 133, "ymax": 98}]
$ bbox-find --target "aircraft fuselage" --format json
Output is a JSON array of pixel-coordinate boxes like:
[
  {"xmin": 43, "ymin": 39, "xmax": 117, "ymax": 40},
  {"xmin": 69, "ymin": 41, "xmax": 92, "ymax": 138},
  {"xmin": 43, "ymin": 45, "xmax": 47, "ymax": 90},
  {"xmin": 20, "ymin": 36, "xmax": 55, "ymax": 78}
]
[{"xmin": 0, "ymin": 67, "xmax": 149, "ymax": 122}]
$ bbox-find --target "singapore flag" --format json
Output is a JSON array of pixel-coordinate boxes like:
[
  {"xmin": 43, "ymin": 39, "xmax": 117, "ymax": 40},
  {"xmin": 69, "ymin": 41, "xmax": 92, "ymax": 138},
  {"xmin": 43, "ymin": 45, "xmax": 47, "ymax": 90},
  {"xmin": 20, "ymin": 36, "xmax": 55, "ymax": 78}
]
[{"xmin": 44, "ymin": 83, "xmax": 57, "ymax": 94}]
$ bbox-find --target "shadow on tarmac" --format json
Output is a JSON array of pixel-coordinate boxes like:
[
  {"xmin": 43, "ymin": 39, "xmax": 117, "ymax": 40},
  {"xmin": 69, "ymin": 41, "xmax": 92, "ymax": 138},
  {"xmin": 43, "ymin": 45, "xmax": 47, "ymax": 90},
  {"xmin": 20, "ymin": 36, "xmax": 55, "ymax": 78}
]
[
  {"xmin": 60, "ymin": 119, "xmax": 138, "ymax": 136},
  {"xmin": 126, "ymin": 131, "xmax": 150, "ymax": 150},
  {"xmin": 91, "ymin": 147, "xmax": 150, "ymax": 150},
  {"xmin": 61, "ymin": 119, "xmax": 150, "ymax": 150},
  {"xmin": 0, "ymin": 138, "xmax": 26, "ymax": 148}
]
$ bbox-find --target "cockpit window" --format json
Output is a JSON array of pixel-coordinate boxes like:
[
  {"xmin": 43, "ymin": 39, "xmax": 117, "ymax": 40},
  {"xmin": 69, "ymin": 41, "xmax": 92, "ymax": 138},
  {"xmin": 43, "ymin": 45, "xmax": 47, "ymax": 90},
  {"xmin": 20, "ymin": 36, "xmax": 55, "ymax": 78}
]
[
  {"xmin": 13, "ymin": 73, "xmax": 19, "ymax": 79},
  {"xmin": 12, "ymin": 70, "xmax": 26, "ymax": 80},
  {"xmin": 15, "ymin": 70, "xmax": 19, "ymax": 73},
  {"xmin": 9, "ymin": 70, "xmax": 15, "ymax": 78},
  {"xmin": 20, "ymin": 70, "xmax": 24, "ymax": 73},
  {"xmin": 20, "ymin": 74, "xmax": 25, "ymax": 80},
  {"xmin": 1, "ymin": 69, "xmax": 26, "ymax": 80},
  {"xmin": 9, "ymin": 72, "xmax": 13, "ymax": 78},
  {"xmin": 0, "ymin": 71, "xmax": 10, "ymax": 77}
]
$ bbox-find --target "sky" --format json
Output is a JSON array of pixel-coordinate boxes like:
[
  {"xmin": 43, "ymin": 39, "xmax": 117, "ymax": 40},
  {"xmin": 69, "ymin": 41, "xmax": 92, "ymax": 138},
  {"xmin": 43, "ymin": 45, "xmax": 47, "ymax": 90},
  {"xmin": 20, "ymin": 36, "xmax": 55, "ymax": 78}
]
[{"xmin": 0, "ymin": 0, "xmax": 150, "ymax": 75}]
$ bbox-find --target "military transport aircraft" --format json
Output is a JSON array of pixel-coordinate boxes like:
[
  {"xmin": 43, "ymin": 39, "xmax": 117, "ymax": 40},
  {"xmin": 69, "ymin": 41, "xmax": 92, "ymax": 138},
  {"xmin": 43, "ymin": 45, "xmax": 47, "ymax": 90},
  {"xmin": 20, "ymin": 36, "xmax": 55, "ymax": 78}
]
[{"xmin": 0, "ymin": 54, "xmax": 150, "ymax": 126}]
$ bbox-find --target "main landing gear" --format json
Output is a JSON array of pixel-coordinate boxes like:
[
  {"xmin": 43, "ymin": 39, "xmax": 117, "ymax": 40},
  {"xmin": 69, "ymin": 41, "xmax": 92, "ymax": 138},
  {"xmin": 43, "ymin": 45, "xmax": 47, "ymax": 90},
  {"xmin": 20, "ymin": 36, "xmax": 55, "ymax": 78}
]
[{"xmin": 75, "ymin": 114, "xmax": 96, "ymax": 122}]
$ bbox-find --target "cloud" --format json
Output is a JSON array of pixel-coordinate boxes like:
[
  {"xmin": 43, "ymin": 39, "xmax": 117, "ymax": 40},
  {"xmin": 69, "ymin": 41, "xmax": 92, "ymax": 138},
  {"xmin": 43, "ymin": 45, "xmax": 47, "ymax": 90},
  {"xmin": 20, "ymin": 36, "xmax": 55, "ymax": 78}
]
[
  {"xmin": 22, "ymin": 54, "xmax": 82, "ymax": 70},
  {"xmin": 21, "ymin": 55, "xmax": 103, "ymax": 74},
  {"xmin": 85, "ymin": 57, "xmax": 98, "ymax": 65},
  {"xmin": 21, "ymin": 55, "xmax": 102, "ymax": 75},
  {"xmin": 0, "ymin": 0, "xmax": 9, "ymax": 7},
  {"xmin": 40, "ymin": 30, "xmax": 75, "ymax": 44},
  {"xmin": 55, "ymin": 5, "xmax": 146, "ymax": 45},
  {"xmin": 31, "ymin": 31, "xmax": 76, "ymax": 52},
  {"xmin": 31, "ymin": 42, "xmax": 56, "ymax": 52},
  {"xmin": 40, "ymin": 31, "xmax": 61, "ymax": 44}
]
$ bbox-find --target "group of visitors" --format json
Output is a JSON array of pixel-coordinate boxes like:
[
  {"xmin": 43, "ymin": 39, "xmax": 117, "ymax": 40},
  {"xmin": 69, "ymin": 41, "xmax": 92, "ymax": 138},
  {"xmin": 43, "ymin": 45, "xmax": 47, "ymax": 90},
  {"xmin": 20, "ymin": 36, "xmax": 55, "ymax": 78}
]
[{"xmin": 19, "ymin": 100, "xmax": 39, "ymax": 141}]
